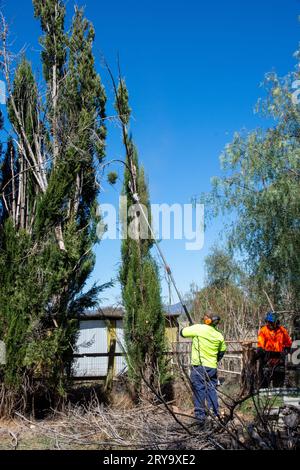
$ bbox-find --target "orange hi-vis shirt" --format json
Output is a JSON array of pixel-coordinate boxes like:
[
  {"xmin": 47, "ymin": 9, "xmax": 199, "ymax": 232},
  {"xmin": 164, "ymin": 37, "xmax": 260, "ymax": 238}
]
[{"xmin": 257, "ymin": 325, "xmax": 292, "ymax": 352}]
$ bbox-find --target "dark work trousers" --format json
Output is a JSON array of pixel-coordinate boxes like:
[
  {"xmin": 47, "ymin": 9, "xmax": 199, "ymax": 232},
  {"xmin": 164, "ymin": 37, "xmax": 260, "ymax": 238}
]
[
  {"xmin": 259, "ymin": 352, "xmax": 286, "ymax": 388},
  {"xmin": 190, "ymin": 365, "xmax": 219, "ymax": 420}
]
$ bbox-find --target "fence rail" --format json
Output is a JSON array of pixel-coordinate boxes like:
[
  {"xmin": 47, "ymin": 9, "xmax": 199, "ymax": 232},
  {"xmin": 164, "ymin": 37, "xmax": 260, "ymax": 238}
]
[
  {"xmin": 170, "ymin": 340, "xmax": 257, "ymax": 376},
  {"xmin": 72, "ymin": 340, "xmax": 257, "ymax": 382}
]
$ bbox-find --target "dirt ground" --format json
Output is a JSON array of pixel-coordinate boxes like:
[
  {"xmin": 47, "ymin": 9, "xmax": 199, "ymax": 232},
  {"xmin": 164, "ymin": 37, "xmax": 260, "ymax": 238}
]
[
  {"xmin": 0, "ymin": 419, "xmax": 52, "ymax": 450},
  {"xmin": 0, "ymin": 378, "xmax": 298, "ymax": 450},
  {"xmin": 0, "ymin": 379, "xmax": 237, "ymax": 450}
]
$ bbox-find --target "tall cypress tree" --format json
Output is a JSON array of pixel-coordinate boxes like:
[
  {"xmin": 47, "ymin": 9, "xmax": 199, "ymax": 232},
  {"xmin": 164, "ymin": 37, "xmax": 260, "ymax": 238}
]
[
  {"xmin": 0, "ymin": 1, "xmax": 108, "ymax": 415},
  {"xmin": 116, "ymin": 80, "xmax": 168, "ymax": 396}
]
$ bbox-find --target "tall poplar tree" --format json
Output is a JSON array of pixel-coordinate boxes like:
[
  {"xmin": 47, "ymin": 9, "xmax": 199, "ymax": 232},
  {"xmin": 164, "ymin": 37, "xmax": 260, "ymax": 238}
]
[
  {"xmin": 0, "ymin": 1, "xmax": 108, "ymax": 414},
  {"xmin": 115, "ymin": 80, "xmax": 168, "ymax": 395}
]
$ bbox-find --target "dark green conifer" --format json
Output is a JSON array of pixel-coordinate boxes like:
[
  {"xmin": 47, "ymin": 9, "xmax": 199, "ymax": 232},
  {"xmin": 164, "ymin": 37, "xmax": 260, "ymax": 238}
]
[
  {"xmin": 116, "ymin": 80, "xmax": 168, "ymax": 395},
  {"xmin": 0, "ymin": 1, "xmax": 108, "ymax": 414}
]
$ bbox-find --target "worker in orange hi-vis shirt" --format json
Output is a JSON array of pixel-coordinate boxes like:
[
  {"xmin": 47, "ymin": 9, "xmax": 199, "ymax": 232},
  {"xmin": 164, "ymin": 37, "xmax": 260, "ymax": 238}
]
[{"xmin": 256, "ymin": 311, "xmax": 292, "ymax": 388}]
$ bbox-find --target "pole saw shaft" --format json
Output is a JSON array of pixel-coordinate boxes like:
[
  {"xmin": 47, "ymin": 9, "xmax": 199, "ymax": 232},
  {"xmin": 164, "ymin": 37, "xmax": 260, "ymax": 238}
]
[{"xmin": 132, "ymin": 193, "xmax": 194, "ymax": 326}]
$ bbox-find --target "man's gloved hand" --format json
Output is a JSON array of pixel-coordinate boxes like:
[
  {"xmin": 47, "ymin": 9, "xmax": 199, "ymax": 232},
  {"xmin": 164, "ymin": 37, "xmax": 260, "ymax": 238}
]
[{"xmin": 217, "ymin": 351, "xmax": 225, "ymax": 362}]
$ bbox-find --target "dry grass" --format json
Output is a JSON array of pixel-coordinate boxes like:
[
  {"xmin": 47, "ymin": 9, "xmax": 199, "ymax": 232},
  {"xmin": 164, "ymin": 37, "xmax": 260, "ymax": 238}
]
[{"xmin": 0, "ymin": 375, "xmax": 299, "ymax": 450}]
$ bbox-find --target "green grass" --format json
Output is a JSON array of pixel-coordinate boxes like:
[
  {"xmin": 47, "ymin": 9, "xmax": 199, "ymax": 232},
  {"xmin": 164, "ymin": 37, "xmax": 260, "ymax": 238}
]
[
  {"xmin": 238, "ymin": 395, "xmax": 284, "ymax": 417},
  {"xmin": 219, "ymin": 379, "xmax": 285, "ymax": 418},
  {"xmin": 0, "ymin": 433, "xmax": 54, "ymax": 450}
]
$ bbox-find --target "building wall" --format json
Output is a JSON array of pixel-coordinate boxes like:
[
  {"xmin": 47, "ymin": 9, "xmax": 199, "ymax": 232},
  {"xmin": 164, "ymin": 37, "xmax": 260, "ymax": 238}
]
[
  {"xmin": 73, "ymin": 316, "xmax": 179, "ymax": 378},
  {"xmin": 73, "ymin": 320, "xmax": 108, "ymax": 377},
  {"xmin": 165, "ymin": 318, "xmax": 179, "ymax": 348},
  {"xmin": 165, "ymin": 326, "xmax": 178, "ymax": 347}
]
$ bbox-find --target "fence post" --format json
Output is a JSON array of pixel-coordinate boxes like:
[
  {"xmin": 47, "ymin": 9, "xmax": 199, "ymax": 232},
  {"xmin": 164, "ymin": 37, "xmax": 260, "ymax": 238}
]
[
  {"xmin": 105, "ymin": 320, "xmax": 117, "ymax": 392},
  {"xmin": 241, "ymin": 341, "xmax": 257, "ymax": 394}
]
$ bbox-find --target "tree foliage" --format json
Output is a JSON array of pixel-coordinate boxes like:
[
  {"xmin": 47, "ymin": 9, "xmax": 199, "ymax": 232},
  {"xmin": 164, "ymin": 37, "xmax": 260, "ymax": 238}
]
[
  {"xmin": 204, "ymin": 246, "xmax": 243, "ymax": 289},
  {"xmin": 0, "ymin": 1, "xmax": 108, "ymax": 414},
  {"xmin": 187, "ymin": 248, "xmax": 261, "ymax": 340},
  {"xmin": 204, "ymin": 49, "xmax": 300, "ymax": 317},
  {"xmin": 116, "ymin": 80, "xmax": 168, "ymax": 395}
]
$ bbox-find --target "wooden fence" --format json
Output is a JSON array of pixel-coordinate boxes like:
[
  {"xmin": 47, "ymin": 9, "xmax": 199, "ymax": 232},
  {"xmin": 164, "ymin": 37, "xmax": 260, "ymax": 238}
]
[
  {"xmin": 72, "ymin": 340, "xmax": 257, "ymax": 386},
  {"xmin": 169, "ymin": 340, "xmax": 260, "ymax": 393},
  {"xmin": 170, "ymin": 340, "xmax": 256, "ymax": 375}
]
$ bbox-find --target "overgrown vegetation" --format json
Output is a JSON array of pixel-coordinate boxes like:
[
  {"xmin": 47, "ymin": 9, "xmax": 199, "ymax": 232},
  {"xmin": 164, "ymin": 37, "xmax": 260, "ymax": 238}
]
[
  {"xmin": 0, "ymin": 1, "xmax": 108, "ymax": 415},
  {"xmin": 200, "ymin": 51, "xmax": 300, "ymax": 328},
  {"xmin": 0, "ymin": 0, "xmax": 168, "ymax": 415},
  {"xmin": 115, "ymin": 79, "xmax": 168, "ymax": 396},
  {"xmin": 0, "ymin": 0, "xmax": 299, "ymax": 452},
  {"xmin": 185, "ymin": 248, "xmax": 261, "ymax": 339}
]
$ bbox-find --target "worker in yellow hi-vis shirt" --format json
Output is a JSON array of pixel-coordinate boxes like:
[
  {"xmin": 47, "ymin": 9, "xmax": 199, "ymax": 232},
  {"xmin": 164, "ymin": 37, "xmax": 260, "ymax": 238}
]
[{"xmin": 181, "ymin": 312, "xmax": 226, "ymax": 426}]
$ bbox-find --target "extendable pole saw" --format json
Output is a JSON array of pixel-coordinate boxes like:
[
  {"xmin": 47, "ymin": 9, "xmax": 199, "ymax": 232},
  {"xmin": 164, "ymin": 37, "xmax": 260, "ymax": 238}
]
[
  {"xmin": 130, "ymin": 190, "xmax": 194, "ymax": 326},
  {"xmin": 107, "ymin": 61, "xmax": 194, "ymax": 327}
]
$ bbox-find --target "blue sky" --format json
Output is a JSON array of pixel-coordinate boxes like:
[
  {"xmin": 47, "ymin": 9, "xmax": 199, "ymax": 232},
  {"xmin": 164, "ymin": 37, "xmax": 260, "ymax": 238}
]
[{"xmin": 1, "ymin": 0, "xmax": 300, "ymax": 306}]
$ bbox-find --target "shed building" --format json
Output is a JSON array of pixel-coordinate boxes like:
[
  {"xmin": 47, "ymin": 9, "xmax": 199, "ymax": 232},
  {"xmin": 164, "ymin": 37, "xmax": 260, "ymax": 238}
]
[{"xmin": 73, "ymin": 306, "xmax": 180, "ymax": 380}]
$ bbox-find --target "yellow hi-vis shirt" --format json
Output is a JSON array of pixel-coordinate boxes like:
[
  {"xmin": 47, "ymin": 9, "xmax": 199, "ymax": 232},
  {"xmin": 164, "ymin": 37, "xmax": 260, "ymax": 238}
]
[{"xmin": 181, "ymin": 324, "xmax": 227, "ymax": 369}]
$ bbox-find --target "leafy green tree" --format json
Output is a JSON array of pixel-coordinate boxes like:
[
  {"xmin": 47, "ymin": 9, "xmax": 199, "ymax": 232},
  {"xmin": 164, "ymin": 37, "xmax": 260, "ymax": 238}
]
[
  {"xmin": 0, "ymin": 1, "xmax": 108, "ymax": 414},
  {"xmin": 204, "ymin": 246, "xmax": 242, "ymax": 289},
  {"xmin": 203, "ymin": 48, "xmax": 300, "ymax": 319},
  {"xmin": 187, "ymin": 247, "xmax": 260, "ymax": 339},
  {"xmin": 115, "ymin": 79, "xmax": 168, "ymax": 396}
]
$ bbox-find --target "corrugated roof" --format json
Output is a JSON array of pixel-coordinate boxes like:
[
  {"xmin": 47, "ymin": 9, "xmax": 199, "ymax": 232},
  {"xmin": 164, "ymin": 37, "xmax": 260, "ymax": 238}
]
[
  {"xmin": 80, "ymin": 304, "xmax": 182, "ymax": 320},
  {"xmin": 80, "ymin": 306, "xmax": 124, "ymax": 320}
]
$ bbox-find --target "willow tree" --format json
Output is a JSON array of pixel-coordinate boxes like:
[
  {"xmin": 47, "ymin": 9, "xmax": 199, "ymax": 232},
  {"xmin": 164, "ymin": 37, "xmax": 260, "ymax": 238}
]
[
  {"xmin": 0, "ymin": 1, "xmax": 107, "ymax": 415},
  {"xmin": 114, "ymin": 79, "xmax": 168, "ymax": 396},
  {"xmin": 190, "ymin": 247, "xmax": 260, "ymax": 339},
  {"xmin": 204, "ymin": 46, "xmax": 300, "ymax": 325}
]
